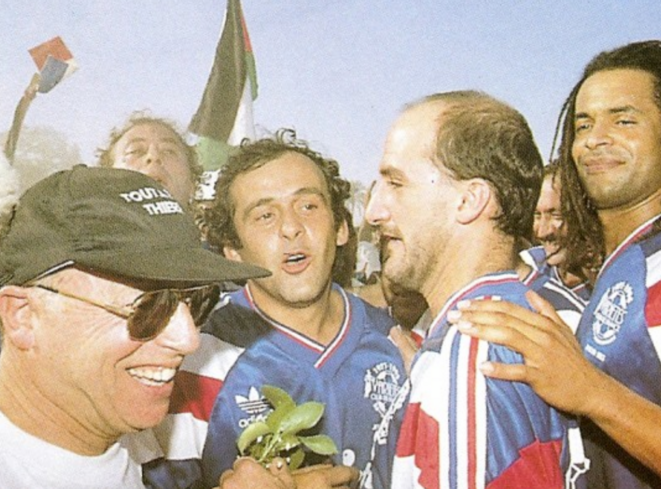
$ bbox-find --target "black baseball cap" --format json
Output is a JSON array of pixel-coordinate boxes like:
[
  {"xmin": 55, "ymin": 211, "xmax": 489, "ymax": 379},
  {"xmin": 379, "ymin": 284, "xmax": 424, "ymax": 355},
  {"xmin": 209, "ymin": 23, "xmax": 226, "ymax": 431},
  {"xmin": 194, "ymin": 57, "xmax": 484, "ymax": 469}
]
[{"xmin": 0, "ymin": 165, "xmax": 269, "ymax": 286}]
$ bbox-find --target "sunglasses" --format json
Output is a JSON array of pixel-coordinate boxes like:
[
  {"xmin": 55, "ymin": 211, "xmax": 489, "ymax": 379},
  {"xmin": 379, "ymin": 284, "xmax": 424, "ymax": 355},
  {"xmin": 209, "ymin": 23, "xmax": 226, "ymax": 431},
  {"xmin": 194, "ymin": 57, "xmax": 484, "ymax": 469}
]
[{"xmin": 33, "ymin": 284, "xmax": 220, "ymax": 341}]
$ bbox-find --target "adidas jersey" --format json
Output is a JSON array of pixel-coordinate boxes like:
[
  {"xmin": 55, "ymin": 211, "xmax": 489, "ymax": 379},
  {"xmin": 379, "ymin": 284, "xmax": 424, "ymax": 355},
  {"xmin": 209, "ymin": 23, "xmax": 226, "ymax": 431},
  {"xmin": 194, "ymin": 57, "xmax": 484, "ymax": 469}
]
[
  {"xmin": 392, "ymin": 271, "xmax": 576, "ymax": 489},
  {"xmin": 576, "ymin": 216, "xmax": 661, "ymax": 489},
  {"xmin": 148, "ymin": 284, "xmax": 407, "ymax": 489},
  {"xmin": 521, "ymin": 246, "xmax": 591, "ymax": 301}
]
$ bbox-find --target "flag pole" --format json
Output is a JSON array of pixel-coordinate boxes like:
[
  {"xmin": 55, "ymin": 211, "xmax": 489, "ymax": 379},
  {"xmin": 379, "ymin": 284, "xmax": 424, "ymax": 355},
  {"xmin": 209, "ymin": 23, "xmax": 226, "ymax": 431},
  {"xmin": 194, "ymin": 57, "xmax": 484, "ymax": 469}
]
[{"xmin": 4, "ymin": 73, "xmax": 40, "ymax": 164}]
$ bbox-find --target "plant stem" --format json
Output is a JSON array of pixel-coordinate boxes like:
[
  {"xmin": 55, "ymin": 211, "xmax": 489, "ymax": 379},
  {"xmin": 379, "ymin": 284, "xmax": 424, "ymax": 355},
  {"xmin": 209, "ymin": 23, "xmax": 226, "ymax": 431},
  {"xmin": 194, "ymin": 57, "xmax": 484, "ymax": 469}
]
[{"xmin": 257, "ymin": 433, "xmax": 283, "ymax": 464}]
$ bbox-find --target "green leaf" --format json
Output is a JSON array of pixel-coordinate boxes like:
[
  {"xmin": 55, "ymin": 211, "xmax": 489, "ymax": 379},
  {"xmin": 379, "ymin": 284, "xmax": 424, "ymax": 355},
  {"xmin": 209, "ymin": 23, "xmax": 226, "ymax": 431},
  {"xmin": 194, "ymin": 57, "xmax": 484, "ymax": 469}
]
[
  {"xmin": 262, "ymin": 385, "xmax": 295, "ymax": 409},
  {"xmin": 299, "ymin": 434, "xmax": 338, "ymax": 456},
  {"xmin": 266, "ymin": 402, "xmax": 296, "ymax": 433},
  {"xmin": 288, "ymin": 448, "xmax": 306, "ymax": 471},
  {"xmin": 275, "ymin": 433, "xmax": 301, "ymax": 452},
  {"xmin": 237, "ymin": 421, "xmax": 271, "ymax": 454},
  {"xmin": 280, "ymin": 401, "xmax": 325, "ymax": 435}
]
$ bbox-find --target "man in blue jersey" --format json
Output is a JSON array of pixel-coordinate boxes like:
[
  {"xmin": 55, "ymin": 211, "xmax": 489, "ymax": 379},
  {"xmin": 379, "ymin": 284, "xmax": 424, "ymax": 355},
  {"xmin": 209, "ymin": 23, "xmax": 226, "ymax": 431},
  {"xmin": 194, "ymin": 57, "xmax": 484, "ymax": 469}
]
[
  {"xmin": 153, "ymin": 129, "xmax": 404, "ymax": 489},
  {"xmin": 366, "ymin": 91, "xmax": 586, "ymax": 488},
  {"xmin": 451, "ymin": 41, "xmax": 661, "ymax": 488}
]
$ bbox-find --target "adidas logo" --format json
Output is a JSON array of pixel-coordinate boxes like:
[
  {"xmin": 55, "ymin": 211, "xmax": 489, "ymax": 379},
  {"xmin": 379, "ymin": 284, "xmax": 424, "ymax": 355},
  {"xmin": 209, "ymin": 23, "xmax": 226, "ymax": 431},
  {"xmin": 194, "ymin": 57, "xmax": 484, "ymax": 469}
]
[{"xmin": 235, "ymin": 386, "xmax": 270, "ymax": 415}]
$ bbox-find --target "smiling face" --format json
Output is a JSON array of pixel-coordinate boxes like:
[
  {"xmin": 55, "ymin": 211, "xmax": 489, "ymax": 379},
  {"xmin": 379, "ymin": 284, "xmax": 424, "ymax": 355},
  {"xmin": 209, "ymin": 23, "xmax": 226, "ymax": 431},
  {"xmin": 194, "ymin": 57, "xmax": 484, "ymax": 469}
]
[
  {"xmin": 572, "ymin": 69, "xmax": 661, "ymax": 212},
  {"xmin": 533, "ymin": 174, "xmax": 567, "ymax": 266},
  {"xmin": 366, "ymin": 102, "xmax": 460, "ymax": 295},
  {"xmin": 110, "ymin": 122, "xmax": 195, "ymax": 206},
  {"xmin": 224, "ymin": 152, "xmax": 348, "ymax": 310},
  {"xmin": 22, "ymin": 268, "xmax": 199, "ymax": 442}
]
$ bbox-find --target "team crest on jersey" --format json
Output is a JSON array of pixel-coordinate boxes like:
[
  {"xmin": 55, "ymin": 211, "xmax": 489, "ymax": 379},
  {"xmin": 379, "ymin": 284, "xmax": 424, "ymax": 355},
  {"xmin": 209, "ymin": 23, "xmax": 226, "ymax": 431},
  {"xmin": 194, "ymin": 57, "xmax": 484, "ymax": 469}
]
[
  {"xmin": 235, "ymin": 386, "xmax": 271, "ymax": 429},
  {"xmin": 360, "ymin": 364, "xmax": 409, "ymax": 489},
  {"xmin": 592, "ymin": 281, "xmax": 633, "ymax": 346},
  {"xmin": 363, "ymin": 362, "xmax": 406, "ymax": 443},
  {"xmin": 364, "ymin": 362, "xmax": 401, "ymax": 415}
]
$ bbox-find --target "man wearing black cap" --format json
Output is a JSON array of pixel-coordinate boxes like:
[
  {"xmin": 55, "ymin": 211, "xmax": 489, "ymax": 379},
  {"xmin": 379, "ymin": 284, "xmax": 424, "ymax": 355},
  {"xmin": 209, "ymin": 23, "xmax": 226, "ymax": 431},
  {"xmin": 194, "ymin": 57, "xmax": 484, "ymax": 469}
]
[{"xmin": 0, "ymin": 165, "xmax": 266, "ymax": 488}]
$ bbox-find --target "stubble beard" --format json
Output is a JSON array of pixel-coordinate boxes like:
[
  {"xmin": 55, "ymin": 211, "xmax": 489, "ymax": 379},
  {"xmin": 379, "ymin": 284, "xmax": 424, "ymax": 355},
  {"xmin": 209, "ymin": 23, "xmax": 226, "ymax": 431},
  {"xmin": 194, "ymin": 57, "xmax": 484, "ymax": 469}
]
[{"xmin": 382, "ymin": 247, "xmax": 428, "ymax": 297}]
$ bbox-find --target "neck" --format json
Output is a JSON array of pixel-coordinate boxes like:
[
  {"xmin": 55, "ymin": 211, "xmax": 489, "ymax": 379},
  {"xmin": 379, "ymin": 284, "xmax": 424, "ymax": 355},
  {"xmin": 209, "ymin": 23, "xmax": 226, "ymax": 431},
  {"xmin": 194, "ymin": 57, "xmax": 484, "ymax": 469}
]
[
  {"xmin": 599, "ymin": 193, "xmax": 661, "ymax": 255},
  {"xmin": 423, "ymin": 232, "xmax": 520, "ymax": 317},
  {"xmin": 247, "ymin": 282, "xmax": 344, "ymax": 345},
  {"xmin": 0, "ymin": 353, "xmax": 116, "ymax": 456}
]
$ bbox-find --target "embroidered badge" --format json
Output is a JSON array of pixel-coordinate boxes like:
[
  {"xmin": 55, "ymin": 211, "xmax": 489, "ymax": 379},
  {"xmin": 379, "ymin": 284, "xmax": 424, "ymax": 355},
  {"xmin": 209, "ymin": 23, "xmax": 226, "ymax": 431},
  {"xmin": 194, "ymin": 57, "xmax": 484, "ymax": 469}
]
[
  {"xmin": 592, "ymin": 281, "xmax": 633, "ymax": 346},
  {"xmin": 364, "ymin": 362, "xmax": 401, "ymax": 418},
  {"xmin": 361, "ymin": 363, "xmax": 409, "ymax": 489}
]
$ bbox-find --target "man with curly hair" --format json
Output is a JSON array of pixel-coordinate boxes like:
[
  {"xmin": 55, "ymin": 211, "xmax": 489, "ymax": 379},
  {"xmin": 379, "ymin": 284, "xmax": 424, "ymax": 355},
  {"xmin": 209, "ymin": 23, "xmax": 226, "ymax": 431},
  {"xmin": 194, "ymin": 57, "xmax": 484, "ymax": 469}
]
[{"xmin": 152, "ymin": 129, "xmax": 404, "ymax": 489}]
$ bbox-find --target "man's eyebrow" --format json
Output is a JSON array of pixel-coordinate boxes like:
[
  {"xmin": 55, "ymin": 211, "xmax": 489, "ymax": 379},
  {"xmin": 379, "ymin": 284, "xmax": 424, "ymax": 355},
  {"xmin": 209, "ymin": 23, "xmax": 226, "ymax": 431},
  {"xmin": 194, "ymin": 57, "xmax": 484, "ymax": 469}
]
[
  {"xmin": 609, "ymin": 105, "xmax": 643, "ymax": 115},
  {"xmin": 575, "ymin": 104, "xmax": 642, "ymax": 120},
  {"xmin": 293, "ymin": 187, "xmax": 328, "ymax": 200},
  {"xmin": 125, "ymin": 136, "xmax": 183, "ymax": 146},
  {"xmin": 242, "ymin": 197, "xmax": 274, "ymax": 218},
  {"xmin": 379, "ymin": 166, "xmax": 403, "ymax": 178},
  {"xmin": 160, "ymin": 136, "xmax": 185, "ymax": 146},
  {"xmin": 241, "ymin": 187, "xmax": 328, "ymax": 218}
]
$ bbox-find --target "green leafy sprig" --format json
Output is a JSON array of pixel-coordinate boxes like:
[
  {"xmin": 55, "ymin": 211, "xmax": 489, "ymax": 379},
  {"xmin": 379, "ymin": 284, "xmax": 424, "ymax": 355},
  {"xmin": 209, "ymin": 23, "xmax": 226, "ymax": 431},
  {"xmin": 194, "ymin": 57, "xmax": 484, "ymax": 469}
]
[{"xmin": 236, "ymin": 385, "xmax": 338, "ymax": 470}]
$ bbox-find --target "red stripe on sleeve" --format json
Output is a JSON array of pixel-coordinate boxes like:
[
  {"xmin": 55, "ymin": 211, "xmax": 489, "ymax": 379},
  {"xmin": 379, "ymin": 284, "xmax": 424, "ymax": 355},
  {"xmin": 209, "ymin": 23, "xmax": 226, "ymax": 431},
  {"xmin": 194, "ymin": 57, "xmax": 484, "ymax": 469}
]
[
  {"xmin": 396, "ymin": 402, "xmax": 440, "ymax": 489},
  {"xmin": 467, "ymin": 337, "xmax": 479, "ymax": 489},
  {"xmin": 168, "ymin": 370, "xmax": 223, "ymax": 421}
]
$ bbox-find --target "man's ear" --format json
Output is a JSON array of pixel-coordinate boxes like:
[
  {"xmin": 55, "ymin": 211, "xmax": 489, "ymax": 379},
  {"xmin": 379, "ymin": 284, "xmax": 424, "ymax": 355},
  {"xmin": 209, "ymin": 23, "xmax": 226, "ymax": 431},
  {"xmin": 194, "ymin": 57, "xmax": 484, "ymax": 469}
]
[
  {"xmin": 0, "ymin": 286, "xmax": 35, "ymax": 350},
  {"xmin": 223, "ymin": 246, "xmax": 243, "ymax": 263},
  {"xmin": 335, "ymin": 217, "xmax": 350, "ymax": 247},
  {"xmin": 456, "ymin": 179, "xmax": 492, "ymax": 225}
]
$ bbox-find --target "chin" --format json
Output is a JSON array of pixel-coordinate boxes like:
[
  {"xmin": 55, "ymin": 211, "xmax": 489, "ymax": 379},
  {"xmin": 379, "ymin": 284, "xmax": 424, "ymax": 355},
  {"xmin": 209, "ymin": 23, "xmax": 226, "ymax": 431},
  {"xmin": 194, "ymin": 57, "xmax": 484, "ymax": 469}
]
[
  {"xmin": 384, "ymin": 265, "xmax": 418, "ymax": 292},
  {"xmin": 124, "ymin": 403, "xmax": 171, "ymax": 431}
]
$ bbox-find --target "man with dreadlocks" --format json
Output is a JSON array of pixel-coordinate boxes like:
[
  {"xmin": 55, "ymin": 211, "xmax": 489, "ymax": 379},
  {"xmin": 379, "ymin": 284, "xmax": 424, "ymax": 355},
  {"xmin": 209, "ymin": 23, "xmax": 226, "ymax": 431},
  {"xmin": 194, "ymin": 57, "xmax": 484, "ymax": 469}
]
[{"xmin": 448, "ymin": 40, "xmax": 661, "ymax": 488}]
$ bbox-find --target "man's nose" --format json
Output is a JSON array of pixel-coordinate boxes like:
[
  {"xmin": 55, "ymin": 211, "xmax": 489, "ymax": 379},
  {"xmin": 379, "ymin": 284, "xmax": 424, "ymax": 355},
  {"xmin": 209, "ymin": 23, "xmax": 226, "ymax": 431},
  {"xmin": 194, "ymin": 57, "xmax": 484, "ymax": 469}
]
[
  {"xmin": 365, "ymin": 181, "xmax": 388, "ymax": 225},
  {"xmin": 535, "ymin": 215, "xmax": 554, "ymax": 241},
  {"xmin": 153, "ymin": 303, "xmax": 200, "ymax": 355}
]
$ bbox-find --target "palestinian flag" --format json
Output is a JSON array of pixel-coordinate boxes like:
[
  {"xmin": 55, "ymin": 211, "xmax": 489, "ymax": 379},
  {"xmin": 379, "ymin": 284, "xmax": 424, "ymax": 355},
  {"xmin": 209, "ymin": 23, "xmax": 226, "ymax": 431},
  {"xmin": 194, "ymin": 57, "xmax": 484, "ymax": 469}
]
[{"xmin": 190, "ymin": 0, "xmax": 258, "ymax": 174}]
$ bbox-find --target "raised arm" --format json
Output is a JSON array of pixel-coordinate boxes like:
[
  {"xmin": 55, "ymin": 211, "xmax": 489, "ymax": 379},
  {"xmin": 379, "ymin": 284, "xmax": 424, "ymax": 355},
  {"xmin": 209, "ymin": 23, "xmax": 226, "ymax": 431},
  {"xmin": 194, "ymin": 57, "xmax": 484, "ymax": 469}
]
[{"xmin": 4, "ymin": 74, "xmax": 40, "ymax": 162}]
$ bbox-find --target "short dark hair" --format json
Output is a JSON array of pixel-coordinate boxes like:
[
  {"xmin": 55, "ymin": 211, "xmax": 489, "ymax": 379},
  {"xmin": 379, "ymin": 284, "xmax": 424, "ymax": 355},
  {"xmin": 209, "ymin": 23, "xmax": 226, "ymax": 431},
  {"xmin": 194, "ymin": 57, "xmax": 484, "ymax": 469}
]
[
  {"xmin": 555, "ymin": 40, "xmax": 661, "ymax": 276},
  {"xmin": 206, "ymin": 128, "xmax": 351, "ymax": 253},
  {"xmin": 96, "ymin": 111, "xmax": 203, "ymax": 184},
  {"xmin": 409, "ymin": 91, "xmax": 543, "ymax": 243}
]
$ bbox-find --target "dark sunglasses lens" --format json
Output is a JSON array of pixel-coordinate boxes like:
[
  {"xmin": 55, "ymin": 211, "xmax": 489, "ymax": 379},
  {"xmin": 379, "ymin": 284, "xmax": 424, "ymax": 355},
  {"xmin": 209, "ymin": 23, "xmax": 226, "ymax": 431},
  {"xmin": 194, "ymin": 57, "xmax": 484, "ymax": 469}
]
[
  {"xmin": 188, "ymin": 285, "xmax": 220, "ymax": 326},
  {"xmin": 128, "ymin": 291, "xmax": 178, "ymax": 340},
  {"xmin": 128, "ymin": 286, "xmax": 220, "ymax": 340}
]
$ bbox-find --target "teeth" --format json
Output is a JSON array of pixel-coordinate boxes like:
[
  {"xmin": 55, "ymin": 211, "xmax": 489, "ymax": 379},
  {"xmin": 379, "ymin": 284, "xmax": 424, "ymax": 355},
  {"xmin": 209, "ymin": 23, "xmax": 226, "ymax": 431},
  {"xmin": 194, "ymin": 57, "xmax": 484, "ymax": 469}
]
[
  {"xmin": 127, "ymin": 367, "xmax": 177, "ymax": 386},
  {"xmin": 286, "ymin": 254, "xmax": 305, "ymax": 263}
]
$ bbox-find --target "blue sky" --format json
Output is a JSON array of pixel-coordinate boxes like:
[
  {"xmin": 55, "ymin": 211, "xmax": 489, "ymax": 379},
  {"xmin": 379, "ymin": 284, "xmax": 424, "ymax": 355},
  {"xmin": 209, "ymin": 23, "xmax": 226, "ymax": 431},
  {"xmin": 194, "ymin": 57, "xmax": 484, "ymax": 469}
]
[{"xmin": 2, "ymin": 1, "xmax": 660, "ymax": 185}]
